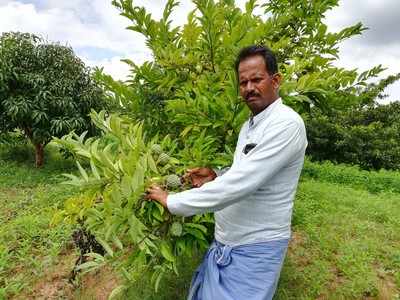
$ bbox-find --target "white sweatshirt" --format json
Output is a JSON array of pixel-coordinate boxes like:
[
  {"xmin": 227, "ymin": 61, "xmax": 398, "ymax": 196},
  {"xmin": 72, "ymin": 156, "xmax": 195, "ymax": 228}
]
[{"xmin": 167, "ymin": 98, "xmax": 308, "ymax": 246}]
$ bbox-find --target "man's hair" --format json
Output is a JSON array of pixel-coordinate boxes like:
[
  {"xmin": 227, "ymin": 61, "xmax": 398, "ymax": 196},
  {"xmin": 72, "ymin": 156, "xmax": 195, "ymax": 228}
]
[{"xmin": 235, "ymin": 45, "xmax": 278, "ymax": 75}]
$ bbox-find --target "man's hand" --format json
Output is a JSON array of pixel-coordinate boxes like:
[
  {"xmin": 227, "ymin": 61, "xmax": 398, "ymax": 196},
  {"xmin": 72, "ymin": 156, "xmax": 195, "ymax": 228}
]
[
  {"xmin": 146, "ymin": 184, "xmax": 168, "ymax": 208},
  {"xmin": 183, "ymin": 167, "xmax": 217, "ymax": 188}
]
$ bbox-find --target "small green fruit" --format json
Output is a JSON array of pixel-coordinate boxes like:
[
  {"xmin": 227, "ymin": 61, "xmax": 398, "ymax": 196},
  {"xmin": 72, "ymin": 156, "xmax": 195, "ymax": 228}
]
[
  {"xmin": 170, "ymin": 222, "xmax": 183, "ymax": 237},
  {"xmin": 165, "ymin": 174, "xmax": 181, "ymax": 188},
  {"xmin": 158, "ymin": 153, "xmax": 170, "ymax": 165},
  {"xmin": 151, "ymin": 144, "xmax": 163, "ymax": 155}
]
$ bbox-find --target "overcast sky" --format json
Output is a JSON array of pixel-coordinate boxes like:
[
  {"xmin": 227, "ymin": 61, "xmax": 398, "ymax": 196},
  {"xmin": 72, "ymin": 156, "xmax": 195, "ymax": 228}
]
[{"xmin": 1, "ymin": 0, "xmax": 399, "ymax": 103}]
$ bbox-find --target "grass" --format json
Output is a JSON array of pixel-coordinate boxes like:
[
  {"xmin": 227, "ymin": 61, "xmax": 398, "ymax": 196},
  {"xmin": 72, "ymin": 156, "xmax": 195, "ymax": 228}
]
[
  {"xmin": 0, "ymin": 143, "xmax": 78, "ymax": 298},
  {"xmin": 302, "ymin": 158, "xmax": 400, "ymax": 194},
  {"xmin": 0, "ymin": 142, "xmax": 399, "ymax": 299},
  {"xmin": 276, "ymin": 180, "xmax": 400, "ymax": 299}
]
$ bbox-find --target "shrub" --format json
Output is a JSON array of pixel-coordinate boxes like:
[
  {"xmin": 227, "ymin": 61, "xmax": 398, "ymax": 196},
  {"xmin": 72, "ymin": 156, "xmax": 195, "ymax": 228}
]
[{"xmin": 306, "ymin": 103, "xmax": 400, "ymax": 170}]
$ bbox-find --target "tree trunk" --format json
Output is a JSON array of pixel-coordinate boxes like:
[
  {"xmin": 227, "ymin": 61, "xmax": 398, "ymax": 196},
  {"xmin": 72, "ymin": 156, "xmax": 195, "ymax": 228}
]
[{"xmin": 35, "ymin": 143, "xmax": 45, "ymax": 168}]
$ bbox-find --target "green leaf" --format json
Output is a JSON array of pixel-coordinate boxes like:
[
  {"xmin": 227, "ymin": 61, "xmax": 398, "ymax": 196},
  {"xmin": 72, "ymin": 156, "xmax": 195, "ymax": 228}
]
[
  {"xmin": 75, "ymin": 260, "xmax": 101, "ymax": 272},
  {"xmin": 184, "ymin": 223, "xmax": 207, "ymax": 233},
  {"xmin": 154, "ymin": 269, "xmax": 164, "ymax": 292},
  {"xmin": 147, "ymin": 153, "xmax": 158, "ymax": 173},
  {"xmin": 113, "ymin": 236, "xmax": 124, "ymax": 250},
  {"xmin": 180, "ymin": 125, "xmax": 193, "ymax": 137},
  {"xmin": 121, "ymin": 175, "xmax": 132, "ymax": 197},
  {"xmin": 160, "ymin": 241, "xmax": 175, "ymax": 262},
  {"xmin": 108, "ymin": 285, "xmax": 127, "ymax": 300},
  {"xmin": 96, "ymin": 237, "xmax": 114, "ymax": 257},
  {"xmin": 76, "ymin": 161, "xmax": 89, "ymax": 182},
  {"xmin": 90, "ymin": 159, "xmax": 101, "ymax": 180},
  {"xmin": 85, "ymin": 252, "xmax": 105, "ymax": 262},
  {"xmin": 184, "ymin": 227, "xmax": 207, "ymax": 241}
]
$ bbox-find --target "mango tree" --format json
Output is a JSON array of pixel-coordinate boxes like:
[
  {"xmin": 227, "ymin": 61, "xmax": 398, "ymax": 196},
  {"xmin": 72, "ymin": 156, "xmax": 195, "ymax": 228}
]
[{"xmin": 0, "ymin": 32, "xmax": 106, "ymax": 167}]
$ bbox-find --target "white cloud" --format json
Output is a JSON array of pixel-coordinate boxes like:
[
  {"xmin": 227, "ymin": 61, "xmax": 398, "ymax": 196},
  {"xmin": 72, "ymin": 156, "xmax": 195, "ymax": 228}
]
[
  {"xmin": 0, "ymin": 1, "xmax": 147, "ymax": 54},
  {"xmin": 85, "ymin": 55, "xmax": 131, "ymax": 81},
  {"xmin": 0, "ymin": 0, "xmax": 152, "ymax": 81},
  {"xmin": 325, "ymin": 0, "xmax": 400, "ymax": 102},
  {"xmin": 84, "ymin": 52, "xmax": 153, "ymax": 81}
]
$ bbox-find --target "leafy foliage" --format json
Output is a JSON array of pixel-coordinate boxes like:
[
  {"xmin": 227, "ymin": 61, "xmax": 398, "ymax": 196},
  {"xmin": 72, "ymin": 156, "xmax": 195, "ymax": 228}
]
[
  {"xmin": 0, "ymin": 130, "xmax": 26, "ymax": 148},
  {"xmin": 100, "ymin": 0, "xmax": 385, "ymax": 152},
  {"xmin": 0, "ymin": 32, "xmax": 106, "ymax": 167},
  {"xmin": 58, "ymin": 0, "xmax": 399, "ymax": 293},
  {"xmin": 306, "ymin": 102, "xmax": 400, "ymax": 170},
  {"xmin": 53, "ymin": 111, "xmax": 215, "ymax": 292}
]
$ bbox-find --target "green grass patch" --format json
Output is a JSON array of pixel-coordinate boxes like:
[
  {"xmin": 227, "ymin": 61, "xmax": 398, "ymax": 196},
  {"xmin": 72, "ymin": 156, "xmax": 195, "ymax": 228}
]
[
  {"xmin": 0, "ymin": 144, "xmax": 77, "ymax": 298},
  {"xmin": 1, "ymin": 146, "xmax": 399, "ymax": 299},
  {"xmin": 276, "ymin": 180, "xmax": 400, "ymax": 299},
  {"xmin": 0, "ymin": 143, "xmax": 76, "ymax": 188},
  {"xmin": 302, "ymin": 158, "xmax": 400, "ymax": 193}
]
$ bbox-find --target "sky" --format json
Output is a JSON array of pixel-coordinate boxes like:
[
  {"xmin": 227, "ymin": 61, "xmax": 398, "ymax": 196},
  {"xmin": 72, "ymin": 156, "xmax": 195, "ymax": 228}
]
[{"xmin": 0, "ymin": 0, "xmax": 399, "ymax": 103}]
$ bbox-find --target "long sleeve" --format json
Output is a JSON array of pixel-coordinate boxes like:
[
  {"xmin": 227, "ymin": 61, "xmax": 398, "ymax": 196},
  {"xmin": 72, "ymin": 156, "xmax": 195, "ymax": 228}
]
[{"xmin": 167, "ymin": 120, "xmax": 307, "ymax": 217}]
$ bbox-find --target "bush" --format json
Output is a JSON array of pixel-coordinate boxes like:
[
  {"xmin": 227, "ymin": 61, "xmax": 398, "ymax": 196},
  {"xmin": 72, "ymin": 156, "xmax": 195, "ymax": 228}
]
[
  {"xmin": 0, "ymin": 131, "xmax": 26, "ymax": 147},
  {"xmin": 305, "ymin": 103, "xmax": 400, "ymax": 170}
]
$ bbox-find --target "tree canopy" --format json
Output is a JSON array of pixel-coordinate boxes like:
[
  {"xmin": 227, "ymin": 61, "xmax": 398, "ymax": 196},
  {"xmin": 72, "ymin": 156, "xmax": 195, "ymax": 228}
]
[
  {"xmin": 0, "ymin": 32, "xmax": 106, "ymax": 167},
  {"xmin": 96, "ymin": 0, "xmax": 395, "ymax": 151}
]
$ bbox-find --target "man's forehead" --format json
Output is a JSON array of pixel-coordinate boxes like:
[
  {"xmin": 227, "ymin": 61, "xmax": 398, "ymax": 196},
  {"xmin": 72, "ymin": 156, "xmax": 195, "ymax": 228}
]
[
  {"xmin": 238, "ymin": 67, "xmax": 267, "ymax": 79},
  {"xmin": 238, "ymin": 56, "xmax": 268, "ymax": 74}
]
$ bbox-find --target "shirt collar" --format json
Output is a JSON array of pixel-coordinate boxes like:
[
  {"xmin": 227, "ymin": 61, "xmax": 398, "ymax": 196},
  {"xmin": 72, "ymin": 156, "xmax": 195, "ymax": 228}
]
[{"xmin": 249, "ymin": 98, "xmax": 282, "ymax": 128}]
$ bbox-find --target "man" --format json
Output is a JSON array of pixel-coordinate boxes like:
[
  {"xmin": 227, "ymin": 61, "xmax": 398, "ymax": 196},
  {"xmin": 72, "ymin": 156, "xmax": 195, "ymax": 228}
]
[{"xmin": 146, "ymin": 45, "xmax": 307, "ymax": 300}]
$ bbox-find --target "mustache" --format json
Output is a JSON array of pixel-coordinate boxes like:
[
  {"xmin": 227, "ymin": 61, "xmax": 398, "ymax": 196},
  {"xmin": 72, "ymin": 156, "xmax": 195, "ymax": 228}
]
[{"xmin": 245, "ymin": 92, "xmax": 260, "ymax": 101}]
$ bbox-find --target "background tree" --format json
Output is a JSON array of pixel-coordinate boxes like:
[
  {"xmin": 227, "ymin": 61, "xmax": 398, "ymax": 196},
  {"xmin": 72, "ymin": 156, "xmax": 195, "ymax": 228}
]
[
  {"xmin": 0, "ymin": 32, "xmax": 106, "ymax": 167},
  {"xmin": 306, "ymin": 101, "xmax": 400, "ymax": 171}
]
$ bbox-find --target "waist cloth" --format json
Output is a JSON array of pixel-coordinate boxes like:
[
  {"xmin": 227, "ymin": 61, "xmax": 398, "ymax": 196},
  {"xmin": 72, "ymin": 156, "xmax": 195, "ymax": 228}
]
[{"xmin": 187, "ymin": 238, "xmax": 289, "ymax": 300}]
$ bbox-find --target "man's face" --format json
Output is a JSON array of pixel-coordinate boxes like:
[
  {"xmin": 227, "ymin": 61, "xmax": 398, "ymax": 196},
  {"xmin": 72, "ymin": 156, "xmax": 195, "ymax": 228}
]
[{"xmin": 238, "ymin": 55, "xmax": 281, "ymax": 115}]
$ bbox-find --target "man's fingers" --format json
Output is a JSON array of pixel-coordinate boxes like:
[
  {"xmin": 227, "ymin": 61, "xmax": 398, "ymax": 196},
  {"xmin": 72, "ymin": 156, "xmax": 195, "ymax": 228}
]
[
  {"xmin": 148, "ymin": 184, "xmax": 161, "ymax": 190},
  {"xmin": 186, "ymin": 167, "xmax": 202, "ymax": 175},
  {"xmin": 183, "ymin": 169, "xmax": 200, "ymax": 181},
  {"xmin": 145, "ymin": 184, "xmax": 161, "ymax": 199},
  {"xmin": 182, "ymin": 173, "xmax": 191, "ymax": 180}
]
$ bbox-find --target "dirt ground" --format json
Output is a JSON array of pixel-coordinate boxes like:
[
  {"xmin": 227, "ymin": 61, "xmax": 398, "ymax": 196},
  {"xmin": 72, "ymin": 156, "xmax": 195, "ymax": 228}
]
[{"xmin": 14, "ymin": 251, "xmax": 120, "ymax": 300}]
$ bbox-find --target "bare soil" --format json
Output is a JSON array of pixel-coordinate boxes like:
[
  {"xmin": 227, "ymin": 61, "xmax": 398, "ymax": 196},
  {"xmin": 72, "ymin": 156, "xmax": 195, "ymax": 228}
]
[{"xmin": 13, "ymin": 251, "xmax": 120, "ymax": 300}]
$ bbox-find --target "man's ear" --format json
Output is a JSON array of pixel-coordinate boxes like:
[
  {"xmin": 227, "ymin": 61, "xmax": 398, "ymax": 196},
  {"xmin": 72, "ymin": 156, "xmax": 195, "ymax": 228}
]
[{"xmin": 272, "ymin": 73, "xmax": 282, "ymax": 89}]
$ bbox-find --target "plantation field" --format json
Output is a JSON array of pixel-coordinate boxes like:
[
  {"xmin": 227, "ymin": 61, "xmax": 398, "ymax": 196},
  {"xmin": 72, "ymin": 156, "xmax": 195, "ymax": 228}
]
[{"xmin": 0, "ymin": 144, "xmax": 399, "ymax": 300}]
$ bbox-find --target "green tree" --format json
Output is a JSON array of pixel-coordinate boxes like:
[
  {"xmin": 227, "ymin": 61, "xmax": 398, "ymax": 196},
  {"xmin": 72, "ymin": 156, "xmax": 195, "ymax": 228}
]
[
  {"xmin": 57, "ymin": 0, "xmax": 399, "ymax": 293},
  {"xmin": 306, "ymin": 101, "xmax": 400, "ymax": 170},
  {"xmin": 99, "ymin": 0, "xmax": 389, "ymax": 154},
  {"xmin": 0, "ymin": 32, "xmax": 106, "ymax": 167}
]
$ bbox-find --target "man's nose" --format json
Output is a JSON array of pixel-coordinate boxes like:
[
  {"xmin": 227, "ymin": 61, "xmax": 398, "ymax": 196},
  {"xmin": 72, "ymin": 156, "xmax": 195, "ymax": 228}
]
[{"xmin": 245, "ymin": 81, "xmax": 255, "ymax": 92}]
